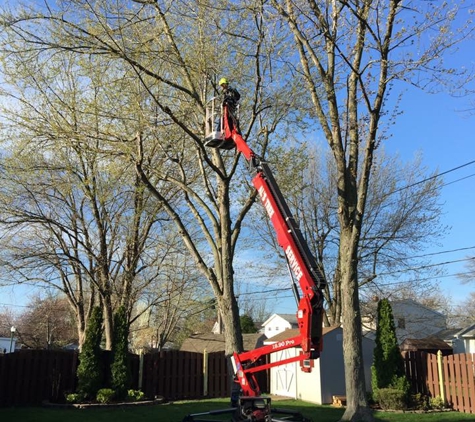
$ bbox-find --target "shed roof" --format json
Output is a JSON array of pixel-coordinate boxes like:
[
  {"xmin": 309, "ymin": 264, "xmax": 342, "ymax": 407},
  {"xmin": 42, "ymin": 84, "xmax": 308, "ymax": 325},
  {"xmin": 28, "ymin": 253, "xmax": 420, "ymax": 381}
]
[
  {"xmin": 400, "ymin": 337, "xmax": 452, "ymax": 351},
  {"xmin": 265, "ymin": 326, "xmax": 340, "ymax": 343},
  {"xmin": 180, "ymin": 332, "xmax": 266, "ymax": 353}
]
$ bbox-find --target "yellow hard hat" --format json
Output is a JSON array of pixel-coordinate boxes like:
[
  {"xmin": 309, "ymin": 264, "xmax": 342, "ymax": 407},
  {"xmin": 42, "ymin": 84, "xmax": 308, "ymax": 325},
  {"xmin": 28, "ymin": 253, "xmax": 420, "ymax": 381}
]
[{"xmin": 219, "ymin": 77, "xmax": 228, "ymax": 86}]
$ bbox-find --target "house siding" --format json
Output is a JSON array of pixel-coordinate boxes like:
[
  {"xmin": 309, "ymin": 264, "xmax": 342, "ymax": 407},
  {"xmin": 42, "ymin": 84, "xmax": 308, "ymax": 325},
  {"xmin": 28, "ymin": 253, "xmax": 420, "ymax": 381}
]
[{"xmin": 261, "ymin": 314, "xmax": 297, "ymax": 339}]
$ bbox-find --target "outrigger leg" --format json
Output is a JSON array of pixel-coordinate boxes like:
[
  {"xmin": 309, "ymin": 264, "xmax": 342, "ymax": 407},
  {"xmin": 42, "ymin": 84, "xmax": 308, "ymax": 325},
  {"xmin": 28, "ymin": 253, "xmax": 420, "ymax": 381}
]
[{"xmin": 181, "ymin": 397, "xmax": 312, "ymax": 422}]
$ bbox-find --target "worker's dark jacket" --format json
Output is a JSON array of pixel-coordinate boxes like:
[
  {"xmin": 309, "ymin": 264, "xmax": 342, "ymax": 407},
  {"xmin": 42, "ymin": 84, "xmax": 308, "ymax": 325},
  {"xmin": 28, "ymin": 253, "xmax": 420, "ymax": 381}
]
[
  {"xmin": 221, "ymin": 86, "xmax": 241, "ymax": 132},
  {"xmin": 223, "ymin": 87, "xmax": 240, "ymax": 111}
]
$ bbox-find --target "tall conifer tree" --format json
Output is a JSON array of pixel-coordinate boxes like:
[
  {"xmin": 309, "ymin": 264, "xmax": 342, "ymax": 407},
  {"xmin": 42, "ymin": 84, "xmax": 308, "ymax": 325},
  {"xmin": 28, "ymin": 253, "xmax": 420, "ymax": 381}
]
[
  {"xmin": 111, "ymin": 305, "xmax": 131, "ymax": 399},
  {"xmin": 371, "ymin": 298, "xmax": 405, "ymax": 391},
  {"xmin": 77, "ymin": 306, "xmax": 103, "ymax": 398}
]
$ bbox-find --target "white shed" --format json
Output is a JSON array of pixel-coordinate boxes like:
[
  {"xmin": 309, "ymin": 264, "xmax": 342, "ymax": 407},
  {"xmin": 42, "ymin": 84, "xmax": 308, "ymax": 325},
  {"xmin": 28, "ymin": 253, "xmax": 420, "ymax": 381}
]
[{"xmin": 265, "ymin": 326, "xmax": 374, "ymax": 404}]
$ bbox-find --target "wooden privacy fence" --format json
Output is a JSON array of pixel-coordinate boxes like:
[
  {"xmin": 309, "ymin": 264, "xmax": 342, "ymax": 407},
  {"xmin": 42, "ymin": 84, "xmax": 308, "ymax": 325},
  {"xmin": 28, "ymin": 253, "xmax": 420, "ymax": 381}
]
[
  {"xmin": 141, "ymin": 350, "xmax": 228, "ymax": 400},
  {"xmin": 0, "ymin": 349, "xmax": 78, "ymax": 406},
  {"xmin": 403, "ymin": 351, "xmax": 475, "ymax": 414},
  {"xmin": 0, "ymin": 349, "xmax": 249, "ymax": 407}
]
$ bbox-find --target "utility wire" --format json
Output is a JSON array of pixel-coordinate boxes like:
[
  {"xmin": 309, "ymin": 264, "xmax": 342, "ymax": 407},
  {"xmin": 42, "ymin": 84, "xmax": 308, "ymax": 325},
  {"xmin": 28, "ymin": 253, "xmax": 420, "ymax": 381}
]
[
  {"xmin": 392, "ymin": 159, "xmax": 475, "ymax": 194},
  {"xmin": 441, "ymin": 173, "xmax": 475, "ymax": 188},
  {"xmin": 376, "ymin": 257, "xmax": 475, "ymax": 277},
  {"xmin": 409, "ymin": 245, "xmax": 475, "ymax": 259}
]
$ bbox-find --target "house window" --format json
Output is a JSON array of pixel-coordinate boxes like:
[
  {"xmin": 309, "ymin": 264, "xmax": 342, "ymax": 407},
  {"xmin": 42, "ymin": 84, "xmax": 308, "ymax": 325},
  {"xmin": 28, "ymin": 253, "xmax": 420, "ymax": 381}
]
[
  {"xmin": 397, "ymin": 318, "xmax": 406, "ymax": 329},
  {"xmin": 267, "ymin": 327, "xmax": 272, "ymax": 331}
]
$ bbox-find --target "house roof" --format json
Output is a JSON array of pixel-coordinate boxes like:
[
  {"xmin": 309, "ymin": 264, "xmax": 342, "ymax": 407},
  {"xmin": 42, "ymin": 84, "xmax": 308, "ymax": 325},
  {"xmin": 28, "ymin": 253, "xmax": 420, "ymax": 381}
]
[
  {"xmin": 261, "ymin": 313, "xmax": 298, "ymax": 327},
  {"xmin": 180, "ymin": 332, "xmax": 266, "ymax": 353},
  {"xmin": 433, "ymin": 324, "xmax": 475, "ymax": 340},
  {"xmin": 400, "ymin": 337, "xmax": 452, "ymax": 351},
  {"xmin": 461, "ymin": 326, "xmax": 475, "ymax": 337},
  {"xmin": 433, "ymin": 328, "xmax": 464, "ymax": 340},
  {"xmin": 390, "ymin": 299, "xmax": 446, "ymax": 318},
  {"xmin": 363, "ymin": 298, "xmax": 447, "ymax": 321},
  {"xmin": 264, "ymin": 326, "xmax": 340, "ymax": 343}
]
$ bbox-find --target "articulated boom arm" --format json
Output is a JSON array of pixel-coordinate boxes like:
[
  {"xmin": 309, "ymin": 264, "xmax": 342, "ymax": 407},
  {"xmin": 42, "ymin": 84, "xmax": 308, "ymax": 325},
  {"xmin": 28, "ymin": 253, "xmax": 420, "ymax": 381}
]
[{"xmin": 216, "ymin": 106, "xmax": 326, "ymax": 397}]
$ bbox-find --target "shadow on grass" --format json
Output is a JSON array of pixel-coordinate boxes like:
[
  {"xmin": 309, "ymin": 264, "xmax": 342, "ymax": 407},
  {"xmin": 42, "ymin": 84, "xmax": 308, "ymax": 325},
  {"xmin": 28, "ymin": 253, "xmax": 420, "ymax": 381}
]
[{"xmin": 1, "ymin": 399, "xmax": 472, "ymax": 422}]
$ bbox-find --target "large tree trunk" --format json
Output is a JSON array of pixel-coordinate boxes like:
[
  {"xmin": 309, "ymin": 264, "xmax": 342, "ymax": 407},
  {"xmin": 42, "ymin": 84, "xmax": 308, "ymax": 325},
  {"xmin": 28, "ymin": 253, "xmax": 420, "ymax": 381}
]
[
  {"xmin": 218, "ymin": 176, "xmax": 244, "ymax": 356},
  {"xmin": 339, "ymin": 229, "xmax": 373, "ymax": 421},
  {"xmin": 102, "ymin": 295, "xmax": 114, "ymax": 350}
]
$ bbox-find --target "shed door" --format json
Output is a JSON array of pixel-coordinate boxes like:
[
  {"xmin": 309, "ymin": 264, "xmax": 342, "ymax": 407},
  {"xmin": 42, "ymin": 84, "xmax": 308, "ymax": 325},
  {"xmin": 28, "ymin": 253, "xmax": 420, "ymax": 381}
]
[{"xmin": 274, "ymin": 349, "xmax": 296, "ymax": 397}]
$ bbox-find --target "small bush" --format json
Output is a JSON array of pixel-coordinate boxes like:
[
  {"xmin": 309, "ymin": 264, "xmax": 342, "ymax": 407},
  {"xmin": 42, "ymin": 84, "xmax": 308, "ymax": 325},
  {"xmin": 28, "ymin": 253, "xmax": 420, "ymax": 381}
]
[
  {"xmin": 65, "ymin": 393, "xmax": 85, "ymax": 404},
  {"xmin": 96, "ymin": 388, "xmax": 115, "ymax": 404},
  {"xmin": 127, "ymin": 389, "xmax": 145, "ymax": 402},
  {"xmin": 409, "ymin": 393, "xmax": 430, "ymax": 410},
  {"xmin": 430, "ymin": 395, "xmax": 445, "ymax": 409},
  {"xmin": 376, "ymin": 388, "xmax": 407, "ymax": 410},
  {"xmin": 389, "ymin": 375, "xmax": 411, "ymax": 401}
]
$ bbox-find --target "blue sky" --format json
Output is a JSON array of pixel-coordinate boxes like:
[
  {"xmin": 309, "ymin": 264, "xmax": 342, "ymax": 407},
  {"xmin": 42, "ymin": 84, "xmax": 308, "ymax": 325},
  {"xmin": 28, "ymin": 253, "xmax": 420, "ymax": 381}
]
[{"xmin": 384, "ymin": 85, "xmax": 475, "ymax": 305}]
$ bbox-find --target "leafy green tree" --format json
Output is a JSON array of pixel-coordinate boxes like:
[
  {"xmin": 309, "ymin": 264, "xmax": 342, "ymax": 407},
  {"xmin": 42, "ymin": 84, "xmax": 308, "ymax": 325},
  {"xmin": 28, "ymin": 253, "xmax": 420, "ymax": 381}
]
[
  {"xmin": 240, "ymin": 314, "xmax": 258, "ymax": 334},
  {"xmin": 77, "ymin": 306, "xmax": 103, "ymax": 399},
  {"xmin": 371, "ymin": 299, "xmax": 405, "ymax": 391},
  {"xmin": 0, "ymin": 0, "xmax": 303, "ymax": 362},
  {"xmin": 111, "ymin": 306, "xmax": 131, "ymax": 400}
]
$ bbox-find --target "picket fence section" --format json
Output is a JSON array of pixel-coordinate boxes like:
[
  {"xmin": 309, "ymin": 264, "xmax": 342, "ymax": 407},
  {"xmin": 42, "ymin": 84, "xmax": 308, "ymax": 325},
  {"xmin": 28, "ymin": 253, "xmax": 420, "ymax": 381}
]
[
  {"xmin": 0, "ymin": 349, "xmax": 236, "ymax": 407},
  {"xmin": 443, "ymin": 353, "xmax": 475, "ymax": 414},
  {"xmin": 403, "ymin": 351, "xmax": 475, "ymax": 414}
]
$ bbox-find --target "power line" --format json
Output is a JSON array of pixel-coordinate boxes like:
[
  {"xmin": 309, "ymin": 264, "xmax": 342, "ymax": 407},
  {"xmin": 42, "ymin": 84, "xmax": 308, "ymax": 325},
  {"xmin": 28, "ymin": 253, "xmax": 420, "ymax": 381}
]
[
  {"xmin": 409, "ymin": 245, "xmax": 475, "ymax": 259},
  {"xmin": 392, "ymin": 159, "xmax": 475, "ymax": 194},
  {"xmin": 376, "ymin": 256, "xmax": 475, "ymax": 277},
  {"xmin": 441, "ymin": 173, "xmax": 475, "ymax": 188},
  {"xmin": 374, "ymin": 270, "xmax": 475, "ymax": 288}
]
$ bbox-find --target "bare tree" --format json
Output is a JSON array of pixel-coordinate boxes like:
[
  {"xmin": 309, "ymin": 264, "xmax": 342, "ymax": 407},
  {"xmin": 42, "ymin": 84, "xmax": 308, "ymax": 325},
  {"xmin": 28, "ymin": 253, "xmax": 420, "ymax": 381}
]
[
  {"xmin": 0, "ymin": 307, "xmax": 16, "ymax": 340},
  {"xmin": 451, "ymin": 291, "xmax": 475, "ymax": 327},
  {"xmin": 130, "ymin": 253, "xmax": 214, "ymax": 350},
  {"xmin": 458, "ymin": 257, "xmax": 475, "ymax": 284},
  {"xmin": 250, "ymin": 142, "xmax": 446, "ymax": 328},
  {"xmin": 16, "ymin": 294, "xmax": 77, "ymax": 349},
  {"xmin": 270, "ymin": 0, "xmax": 473, "ymax": 420}
]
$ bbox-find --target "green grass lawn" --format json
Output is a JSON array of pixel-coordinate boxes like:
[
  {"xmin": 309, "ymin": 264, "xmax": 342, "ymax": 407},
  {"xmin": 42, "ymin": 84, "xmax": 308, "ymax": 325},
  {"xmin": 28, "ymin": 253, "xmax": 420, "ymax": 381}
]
[{"xmin": 0, "ymin": 398, "xmax": 474, "ymax": 422}]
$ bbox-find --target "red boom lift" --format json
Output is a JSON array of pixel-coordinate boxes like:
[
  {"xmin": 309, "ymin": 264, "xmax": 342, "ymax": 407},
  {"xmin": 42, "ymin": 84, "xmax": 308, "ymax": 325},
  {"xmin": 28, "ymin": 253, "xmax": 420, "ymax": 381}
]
[{"xmin": 183, "ymin": 98, "xmax": 326, "ymax": 422}]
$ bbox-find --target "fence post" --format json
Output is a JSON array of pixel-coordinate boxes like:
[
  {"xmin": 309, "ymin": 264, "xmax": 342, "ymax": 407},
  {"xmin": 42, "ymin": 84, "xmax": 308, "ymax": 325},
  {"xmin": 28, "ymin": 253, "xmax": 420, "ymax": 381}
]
[
  {"xmin": 203, "ymin": 349, "xmax": 208, "ymax": 397},
  {"xmin": 138, "ymin": 348, "xmax": 144, "ymax": 391},
  {"xmin": 437, "ymin": 350, "xmax": 445, "ymax": 404}
]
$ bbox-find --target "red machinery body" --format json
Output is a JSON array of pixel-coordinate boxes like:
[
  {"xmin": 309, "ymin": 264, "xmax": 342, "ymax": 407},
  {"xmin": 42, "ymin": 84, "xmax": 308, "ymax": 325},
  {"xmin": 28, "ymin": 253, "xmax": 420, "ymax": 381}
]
[
  {"xmin": 185, "ymin": 100, "xmax": 326, "ymax": 421},
  {"xmin": 205, "ymin": 104, "xmax": 326, "ymax": 398}
]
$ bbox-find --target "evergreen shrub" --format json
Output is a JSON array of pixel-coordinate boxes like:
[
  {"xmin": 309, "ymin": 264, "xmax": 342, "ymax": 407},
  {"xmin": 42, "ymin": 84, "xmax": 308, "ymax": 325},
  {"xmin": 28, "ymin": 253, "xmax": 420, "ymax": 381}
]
[
  {"xmin": 76, "ymin": 306, "xmax": 104, "ymax": 399},
  {"xmin": 111, "ymin": 305, "xmax": 131, "ymax": 400}
]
